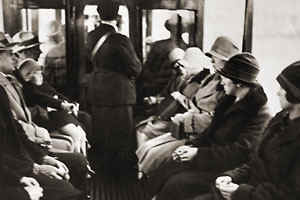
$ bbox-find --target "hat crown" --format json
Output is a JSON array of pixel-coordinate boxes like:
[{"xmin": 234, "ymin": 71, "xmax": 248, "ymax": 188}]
[
  {"xmin": 219, "ymin": 52, "xmax": 260, "ymax": 84},
  {"xmin": 208, "ymin": 36, "xmax": 239, "ymax": 60},
  {"xmin": 18, "ymin": 58, "xmax": 42, "ymax": 73},
  {"xmin": 97, "ymin": 0, "xmax": 120, "ymax": 21},
  {"xmin": 179, "ymin": 47, "xmax": 211, "ymax": 70},
  {"xmin": 168, "ymin": 48, "xmax": 185, "ymax": 63}
]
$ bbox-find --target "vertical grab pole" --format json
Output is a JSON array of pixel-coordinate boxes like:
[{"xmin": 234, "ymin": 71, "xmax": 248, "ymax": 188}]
[{"xmin": 242, "ymin": 0, "xmax": 254, "ymax": 52}]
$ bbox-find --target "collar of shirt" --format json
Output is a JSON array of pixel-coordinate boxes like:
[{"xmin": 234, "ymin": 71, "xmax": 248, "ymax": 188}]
[{"xmin": 101, "ymin": 21, "xmax": 118, "ymax": 32}]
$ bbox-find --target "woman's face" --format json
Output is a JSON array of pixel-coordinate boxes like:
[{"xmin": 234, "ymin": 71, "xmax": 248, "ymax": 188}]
[
  {"xmin": 277, "ymin": 86, "xmax": 290, "ymax": 109},
  {"xmin": 29, "ymin": 70, "xmax": 43, "ymax": 85},
  {"xmin": 220, "ymin": 75, "xmax": 238, "ymax": 95}
]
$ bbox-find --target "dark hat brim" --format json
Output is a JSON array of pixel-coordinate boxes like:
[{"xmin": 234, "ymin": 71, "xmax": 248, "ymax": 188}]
[
  {"xmin": 205, "ymin": 50, "xmax": 230, "ymax": 61},
  {"xmin": 217, "ymin": 68, "xmax": 258, "ymax": 85}
]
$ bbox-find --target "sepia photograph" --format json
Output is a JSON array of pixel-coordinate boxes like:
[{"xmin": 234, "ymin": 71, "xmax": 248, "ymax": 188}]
[{"xmin": 0, "ymin": 0, "xmax": 300, "ymax": 200}]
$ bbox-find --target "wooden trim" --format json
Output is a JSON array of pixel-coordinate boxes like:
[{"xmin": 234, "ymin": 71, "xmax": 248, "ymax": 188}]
[{"xmin": 194, "ymin": 0, "xmax": 204, "ymax": 50}]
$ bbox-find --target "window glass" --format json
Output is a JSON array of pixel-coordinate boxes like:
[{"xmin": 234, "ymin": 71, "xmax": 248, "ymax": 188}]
[
  {"xmin": 253, "ymin": 0, "xmax": 300, "ymax": 115},
  {"xmin": 203, "ymin": 0, "xmax": 245, "ymax": 52}
]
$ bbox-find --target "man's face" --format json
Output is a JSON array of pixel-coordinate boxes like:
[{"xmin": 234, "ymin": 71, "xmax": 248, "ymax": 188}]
[
  {"xmin": 0, "ymin": 51, "xmax": 16, "ymax": 74},
  {"xmin": 211, "ymin": 56, "xmax": 226, "ymax": 72}
]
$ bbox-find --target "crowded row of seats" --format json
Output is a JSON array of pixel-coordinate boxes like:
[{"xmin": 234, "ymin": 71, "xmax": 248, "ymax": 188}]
[
  {"xmin": 135, "ymin": 35, "xmax": 300, "ymax": 200},
  {"xmin": 0, "ymin": 31, "xmax": 91, "ymax": 200}
]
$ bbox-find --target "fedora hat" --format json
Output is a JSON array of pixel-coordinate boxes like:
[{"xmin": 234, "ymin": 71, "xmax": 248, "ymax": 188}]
[
  {"xmin": 206, "ymin": 36, "xmax": 239, "ymax": 61},
  {"xmin": 218, "ymin": 52, "xmax": 260, "ymax": 84},
  {"xmin": 177, "ymin": 47, "xmax": 211, "ymax": 74},
  {"xmin": 12, "ymin": 31, "xmax": 41, "ymax": 53}
]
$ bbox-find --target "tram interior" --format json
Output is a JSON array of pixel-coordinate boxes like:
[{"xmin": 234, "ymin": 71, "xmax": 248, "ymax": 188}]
[{"xmin": 0, "ymin": 0, "xmax": 300, "ymax": 199}]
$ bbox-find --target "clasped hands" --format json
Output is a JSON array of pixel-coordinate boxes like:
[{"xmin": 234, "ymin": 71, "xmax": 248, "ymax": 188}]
[
  {"xmin": 215, "ymin": 176, "xmax": 239, "ymax": 200},
  {"xmin": 172, "ymin": 145, "xmax": 198, "ymax": 162},
  {"xmin": 20, "ymin": 177, "xmax": 43, "ymax": 200},
  {"xmin": 34, "ymin": 156, "xmax": 70, "ymax": 180}
]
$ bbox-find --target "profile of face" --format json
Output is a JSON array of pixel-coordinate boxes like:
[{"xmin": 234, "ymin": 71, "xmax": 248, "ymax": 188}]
[
  {"xmin": 211, "ymin": 56, "xmax": 226, "ymax": 72},
  {"xmin": 29, "ymin": 70, "xmax": 43, "ymax": 86},
  {"xmin": 277, "ymin": 86, "xmax": 290, "ymax": 109},
  {"xmin": 0, "ymin": 51, "xmax": 16, "ymax": 74},
  {"xmin": 220, "ymin": 75, "xmax": 238, "ymax": 95}
]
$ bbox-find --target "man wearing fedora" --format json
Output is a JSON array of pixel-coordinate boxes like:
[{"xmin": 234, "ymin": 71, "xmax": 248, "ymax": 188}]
[
  {"xmin": 0, "ymin": 34, "xmax": 89, "ymax": 194},
  {"xmin": 153, "ymin": 53, "xmax": 271, "ymax": 200},
  {"xmin": 86, "ymin": 0, "xmax": 142, "ymax": 177},
  {"xmin": 0, "ymin": 41, "xmax": 85, "ymax": 200},
  {"xmin": 193, "ymin": 61, "xmax": 300, "ymax": 200}
]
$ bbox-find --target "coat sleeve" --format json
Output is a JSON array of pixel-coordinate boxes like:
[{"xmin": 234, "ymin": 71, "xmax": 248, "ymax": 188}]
[
  {"xmin": 113, "ymin": 34, "xmax": 142, "ymax": 78},
  {"xmin": 2, "ymin": 154, "xmax": 33, "ymax": 185},
  {"xmin": 231, "ymin": 158, "xmax": 300, "ymax": 200},
  {"xmin": 192, "ymin": 106, "xmax": 271, "ymax": 171}
]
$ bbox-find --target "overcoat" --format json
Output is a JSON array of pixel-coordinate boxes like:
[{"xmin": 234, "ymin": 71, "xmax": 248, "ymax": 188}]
[
  {"xmin": 86, "ymin": 23, "xmax": 142, "ymax": 176},
  {"xmin": 215, "ymin": 110, "xmax": 300, "ymax": 200},
  {"xmin": 150, "ymin": 85, "xmax": 271, "ymax": 200}
]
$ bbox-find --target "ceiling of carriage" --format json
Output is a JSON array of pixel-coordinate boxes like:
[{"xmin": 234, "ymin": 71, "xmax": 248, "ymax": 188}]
[{"xmin": 14, "ymin": 0, "xmax": 203, "ymax": 10}]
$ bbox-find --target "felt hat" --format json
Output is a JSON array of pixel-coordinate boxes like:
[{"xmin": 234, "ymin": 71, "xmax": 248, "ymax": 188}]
[
  {"xmin": 217, "ymin": 52, "xmax": 260, "ymax": 84},
  {"xmin": 206, "ymin": 36, "xmax": 239, "ymax": 61}
]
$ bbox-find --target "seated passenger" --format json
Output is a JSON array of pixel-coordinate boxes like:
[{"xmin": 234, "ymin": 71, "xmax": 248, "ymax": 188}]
[
  {"xmin": 138, "ymin": 13, "xmax": 190, "ymax": 99},
  {"xmin": 16, "ymin": 58, "xmax": 88, "ymax": 155},
  {"xmin": 0, "ymin": 82, "xmax": 81, "ymax": 200},
  {"xmin": 147, "ymin": 53, "xmax": 271, "ymax": 200},
  {"xmin": 0, "ymin": 40, "xmax": 88, "ymax": 193},
  {"xmin": 193, "ymin": 61, "xmax": 300, "ymax": 200},
  {"xmin": 136, "ymin": 36, "xmax": 239, "ymax": 146},
  {"xmin": 12, "ymin": 31, "xmax": 93, "ymax": 144}
]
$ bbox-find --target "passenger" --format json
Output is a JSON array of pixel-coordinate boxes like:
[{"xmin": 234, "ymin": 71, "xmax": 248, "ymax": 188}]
[
  {"xmin": 86, "ymin": 0, "xmax": 142, "ymax": 178},
  {"xmin": 12, "ymin": 31, "xmax": 93, "ymax": 147},
  {"xmin": 0, "ymin": 41, "xmax": 88, "ymax": 193},
  {"xmin": 136, "ymin": 36, "xmax": 239, "ymax": 146},
  {"xmin": 16, "ymin": 58, "xmax": 88, "ymax": 155},
  {"xmin": 0, "ymin": 46, "xmax": 81, "ymax": 200},
  {"xmin": 147, "ymin": 53, "xmax": 271, "ymax": 200},
  {"xmin": 39, "ymin": 20, "xmax": 64, "ymax": 65},
  {"xmin": 43, "ymin": 23, "xmax": 68, "ymax": 96},
  {"xmin": 138, "ymin": 13, "xmax": 190, "ymax": 100},
  {"xmin": 193, "ymin": 61, "xmax": 300, "ymax": 200}
]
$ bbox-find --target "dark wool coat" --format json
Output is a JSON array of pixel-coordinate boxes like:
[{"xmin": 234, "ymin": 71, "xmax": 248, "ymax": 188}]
[
  {"xmin": 86, "ymin": 23, "xmax": 142, "ymax": 177},
  {"xmin": 216, "ymin": 110, "xmax": 300, "ymax": 200},
  {"xmin": 0, "ymin": 86, "xmax": 81, "ymax": 200},
  {"xmin": 86, "ymin": 23, "xmax": 142, "ymax": 106},
  {"xmin": 151, "ymin": 85, "xmax": 271, "ymax": 200}
]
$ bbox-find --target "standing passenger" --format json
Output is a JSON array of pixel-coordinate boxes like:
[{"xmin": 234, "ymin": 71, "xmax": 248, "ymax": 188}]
[{"xmin": 86, "ymin": 0, "xmax": 142, "ymax": 177}]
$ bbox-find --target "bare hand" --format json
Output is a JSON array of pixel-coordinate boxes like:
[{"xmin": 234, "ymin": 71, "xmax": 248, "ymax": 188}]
[
  {"xmin": 24, "ymin": 185, "xmax": 43, "ymax": 200},
  {"xmin": 215, "ymin": 176, "xmax": 232, "ymax": 188},
  {"xmin": 35, "ymin": 164, "xmax": 66, "ymax": 180},
  {"xmin": 43, "ymin": 156, "xmax": 70, "ymax": 180},
  {"xmin": 61, "ymin": 101, "xmax": 74, "ymax": 112},
  {"xmin": 20, "ymin": 177, "xmax": 40, "ymax": 187},
  {"xmin": 34, "ymin": 126, "xmax": 52, "ymax": 146},
  {"xmin": 172, "ymin": 145, "xmax": 198, "ymax": 162},
  {"xmin": 218, "ymin": 182, "xmax": 239, "ymax": 200}
]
